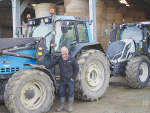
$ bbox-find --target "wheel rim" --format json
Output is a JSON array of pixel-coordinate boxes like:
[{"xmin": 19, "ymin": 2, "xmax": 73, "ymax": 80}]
[
  {"xmin": 20, "ymin": 81, "xmax": 46, "ymax": 110},
  {"xmin": 139, "ymin": 62, "xmax": 148, "ymax": 82},
  {"xmin": 85, "ymin": 60, "xmax": 105, "ymax": 91}
]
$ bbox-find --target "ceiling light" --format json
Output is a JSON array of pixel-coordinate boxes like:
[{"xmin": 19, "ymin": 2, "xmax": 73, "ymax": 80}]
[
  {"xmin": 31, "ymin": 4, "xmax": 36, "ymax": 6},
  {"xmin": 119, "ymin": 0, "xmax": 130, "ymax": 7}
]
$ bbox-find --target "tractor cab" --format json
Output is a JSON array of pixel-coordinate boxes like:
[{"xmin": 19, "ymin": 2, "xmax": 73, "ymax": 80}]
[{"xmin": 26, "ymin": 13, "xmax": 92, "ymax": 73}]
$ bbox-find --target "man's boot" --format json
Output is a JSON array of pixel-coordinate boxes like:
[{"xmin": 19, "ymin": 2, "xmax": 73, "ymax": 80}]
[
  {"xmin": 56, "ymin": 97, "xmax": 65, "ymax": 112},
  {"xmin": 68, "ymin": 97, "xmax": 74, "ymax": 112}
]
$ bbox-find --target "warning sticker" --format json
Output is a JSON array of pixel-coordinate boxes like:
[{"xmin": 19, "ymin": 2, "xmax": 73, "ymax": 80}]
[{"xmin": 38, "ymin": 52, "xmax": 42, "ymax": 56}]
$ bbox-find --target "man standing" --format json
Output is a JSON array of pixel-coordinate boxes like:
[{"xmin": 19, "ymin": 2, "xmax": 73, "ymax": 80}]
[{"xmin": 45, "ymin": 46, "xmax": 79, "ymax": 112}]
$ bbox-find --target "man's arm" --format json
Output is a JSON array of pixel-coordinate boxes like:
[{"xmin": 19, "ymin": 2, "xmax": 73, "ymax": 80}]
[
  {"xmin": 45, "ymin": 56, "xmax": 60, "ymax": 68},
  {"xmin": 72, "ymin": 58, "xmax": 79, "ymax": 80}
]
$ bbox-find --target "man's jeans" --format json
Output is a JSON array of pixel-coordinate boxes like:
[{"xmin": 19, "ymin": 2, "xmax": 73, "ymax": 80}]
[{"xmin": 59, "ymin": 80, "xmax": 75, "ymax": 97}]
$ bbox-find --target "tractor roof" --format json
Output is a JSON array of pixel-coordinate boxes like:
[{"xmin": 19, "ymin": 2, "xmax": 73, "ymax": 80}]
[
  {"xmin": 55, "ymin": 16, "xmax": 89, "ymax": 21},
  {"xmin": 121, "ymin": 21, "xmax": 150, "ymax": 27},
  {"xmin": 28, "ymin": 15, "xmax": 89, "ymax": 22}
]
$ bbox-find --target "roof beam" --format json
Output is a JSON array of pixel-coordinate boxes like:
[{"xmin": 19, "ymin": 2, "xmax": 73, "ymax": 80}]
[{"xmin": 20, "ymin": 0, "xmax": 31, "ymax": 15}]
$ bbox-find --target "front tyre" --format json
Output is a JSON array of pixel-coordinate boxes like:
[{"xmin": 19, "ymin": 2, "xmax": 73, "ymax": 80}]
[
  {"xmin": 4, "ymin": 69, "xmax": 55, "ymax": 113},
  {"xmin": 126, "ymin": 55, "xmax": 150, "ymax": 88},
  {"xmin": 75, "ymin": 50, "xmax": 110, "ymax": 101}
]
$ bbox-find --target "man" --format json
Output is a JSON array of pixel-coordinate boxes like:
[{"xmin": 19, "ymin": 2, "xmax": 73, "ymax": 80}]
[{"xmin": 45, "ymin": 46, "xmax": 79, "ymax": 112}]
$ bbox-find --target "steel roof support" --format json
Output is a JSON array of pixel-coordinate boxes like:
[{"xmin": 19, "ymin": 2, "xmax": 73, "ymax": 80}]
[
  {"xmin": 89, "ymin": 0, "xmax": 97, "ymax": 43},
  {"xmin": 0, "ymin": 12, "xmax": 2, "ymax": 38},
  {"xmin": 20, "ymin": 0, "xmax": 30, "ymax": 15},
  {"xmin": 12, "ymin": 0, "xmax": 30, "ymax": 38},
  {"xmin": 12, "ymin": 0, "xmax": 21, "ymax": 38}
]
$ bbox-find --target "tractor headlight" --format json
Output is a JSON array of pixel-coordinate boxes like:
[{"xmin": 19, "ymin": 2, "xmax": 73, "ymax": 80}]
[
  {"xmin": 44, "ymin": 17, "xmax": 52, "ymax": 24},
  {"xmin": 28, "ymin": 20, "xmax": 35, "ymax": 26},
  {"xmin": 113, "ymin": 53, "xmax": 122, "ymax": 60}
]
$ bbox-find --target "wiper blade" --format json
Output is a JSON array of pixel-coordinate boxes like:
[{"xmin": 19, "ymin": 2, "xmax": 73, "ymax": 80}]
[{"xmin": 45, "ymin": 31, "xmax": 52, "ymax": 37}]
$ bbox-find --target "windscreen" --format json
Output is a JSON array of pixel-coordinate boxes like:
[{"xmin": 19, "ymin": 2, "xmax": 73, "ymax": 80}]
[
  {"xmin": 29, "ymin": 20, "xmax": 53, "ymax": 53},
  {"xmin": 54, "ymin": 21, "xmax": 89, "ymax": 53},
  {"xmin": 54, "ymin": 21, "xmax": 77, "ymax": 53},
  {"xmin": 120, "ymin": 25, "xmax": 143, "ymax": 51}
]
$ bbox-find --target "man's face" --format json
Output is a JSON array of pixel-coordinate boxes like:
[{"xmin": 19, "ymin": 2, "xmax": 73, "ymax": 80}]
[{"xmin": 61, "ymin": 47, "xmax": 68, "ymax": 58}]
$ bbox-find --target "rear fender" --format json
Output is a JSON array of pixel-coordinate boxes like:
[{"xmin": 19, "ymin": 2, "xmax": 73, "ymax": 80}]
[
  {"xmin": 24, "ymin": 64, "xmax": 58, "ymax": 93},
  {"xmin": 69, "ymin": 42, "xmax": 105, "ymax": 57},
  {"xmin": 130, "ymin": 52, "xmax": 149, "ymax": 58}
]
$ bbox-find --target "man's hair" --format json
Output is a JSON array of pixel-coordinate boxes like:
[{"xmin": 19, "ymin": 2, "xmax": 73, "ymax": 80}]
[
  {"xmin": 61, "ymin": 46, "xmax": 68, "ymax": 50},
  {"xmin": 61, "ymin": 46, "xmax": 69, "ymax": 52}
]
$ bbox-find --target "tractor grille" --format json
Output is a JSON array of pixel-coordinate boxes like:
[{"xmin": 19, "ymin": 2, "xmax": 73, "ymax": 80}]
[{"xmin": 1, "ymin": 67, "xmax": 19, "ymax": 73}]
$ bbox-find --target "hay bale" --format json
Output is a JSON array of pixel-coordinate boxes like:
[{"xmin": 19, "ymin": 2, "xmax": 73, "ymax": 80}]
[
  {"xmin": 133, "ymin": 10, "xmax": 146, "ymax": 22},
  {"xmin": 2, "ymin": 11, "xmax": 12, "ymax": 27},
  {"xmin": 106, "ymin": 7, "xmax": 116, "ymax": 21},
  {"xmin": 96, "ymin": 0, "xmax": 106, "ymax": 37},
  {"xmin": 115, "ymin": 10, "xmax": 123, "ymax": 26},
  {"xmin": 126, "ymin": 7, "xmax": 134, "ymax": 16},
  {"xmin": 34, "ymin": 3, "xmax": 57, "ymax": 18},
  {"xmin": 124, "ymin": 15, "xmax": 133, "ymax": 23},
  {"xmin": 97, "ymin": 36, "xmax": 109, "ymax": 51},
  {"xmin": 118, "ymin": 4, "xmax": 126, "ymax": 15},
  {"xmin": 64, "ymin": 0, "xmax": 89, "ymax": 17},
  {"xmin": 56, "ymin": 5, "xmax": 66, "ymax": 15}
]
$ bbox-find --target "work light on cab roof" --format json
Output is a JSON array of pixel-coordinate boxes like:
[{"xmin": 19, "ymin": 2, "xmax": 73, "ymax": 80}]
[
  {"xmin": 50, "ymin": 9, "xmax": 55, "ymax": 15},
  {"xmin": 27, "ymin": 14, "xmax": 31, "ymax": 19},
  {"xmin": 123, "ymin": 19, "xmax": 125, "ymax": 23}
]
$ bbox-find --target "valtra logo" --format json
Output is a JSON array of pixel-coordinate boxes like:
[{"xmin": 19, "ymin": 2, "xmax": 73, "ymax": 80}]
[{"xmin": 1, "ymin": 61, "xmax": 12, "ymax": 64}]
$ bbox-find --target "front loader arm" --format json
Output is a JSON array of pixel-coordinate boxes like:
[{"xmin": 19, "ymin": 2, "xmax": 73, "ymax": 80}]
[{"xmin": 0, "ymin": 37, "xmax": 45, "ymax": 62}]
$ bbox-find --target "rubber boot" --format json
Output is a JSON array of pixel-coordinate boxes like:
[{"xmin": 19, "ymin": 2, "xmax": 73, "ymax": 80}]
[
  {"xmin": 56, "ymin": 97, "xmax": 65, "ymax": 112},
  {"xmin": 68, "ymin": 97, "xmax": 74, "ymax": 113}
]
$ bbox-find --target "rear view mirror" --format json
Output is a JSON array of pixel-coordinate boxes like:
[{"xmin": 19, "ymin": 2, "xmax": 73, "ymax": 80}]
[
  {"xmin": 104, "ymin": 29, "xmax": 107, "ymax": 35},
  {"xmin": 61, "ymin": 21, "xmax": 68, "ymax": 33}
]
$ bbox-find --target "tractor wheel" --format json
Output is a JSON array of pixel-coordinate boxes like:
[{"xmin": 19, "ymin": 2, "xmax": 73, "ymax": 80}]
[
  {"xmin": 126, "ymin": 55, "xmax": 150, "ymax": 88},
  {"xmin": 4, "ymin": 69, "xmax": 55, "ymax": 113},
  {"xmin": 75, "ymin": 50, "xmax": 110, "ymax": 101}
]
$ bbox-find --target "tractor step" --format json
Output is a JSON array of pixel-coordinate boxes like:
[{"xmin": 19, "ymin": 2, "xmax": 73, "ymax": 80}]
[{"xmin": 54, "ymin": 74, "xmax": 60, "ymax": 81}]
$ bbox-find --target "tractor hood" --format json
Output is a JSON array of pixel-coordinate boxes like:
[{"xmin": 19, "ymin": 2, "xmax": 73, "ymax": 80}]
[
  {"xmin": 107, "ymin": 39, "xmax": 135, "ymax": 63},
  {"xmin": 107, "ymin": 41, "xmax": 125, "ymax": 60}
]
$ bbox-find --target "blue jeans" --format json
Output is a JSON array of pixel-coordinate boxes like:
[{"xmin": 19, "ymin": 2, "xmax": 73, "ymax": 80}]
[{"xmin": 59, "ymin": 80, "xmax": 75, "ymax": 97}]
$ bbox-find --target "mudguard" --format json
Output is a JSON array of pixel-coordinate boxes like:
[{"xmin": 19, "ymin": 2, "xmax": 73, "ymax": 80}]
[
  {"xmin": 131, "ymin": 52, "xmax": 149, "ymax": 57},
  {"xmin": 24, "ymin": 64, "xmax": 58, "ymax": 93},
  {"xmin": 69, "ymin": 42, "xmax": 105, "ymax": 57}
]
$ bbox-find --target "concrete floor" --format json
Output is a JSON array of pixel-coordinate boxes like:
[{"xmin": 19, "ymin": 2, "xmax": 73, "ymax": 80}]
[{"xmin": 0, "ymin": 77, "xmax": 150, "ymax": 113}]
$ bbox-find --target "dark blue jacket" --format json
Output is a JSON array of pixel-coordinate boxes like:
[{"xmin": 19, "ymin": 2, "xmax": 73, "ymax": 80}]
[{"xmin": 45, "ymin": 55, "xmax": 79, "ymax": 82}]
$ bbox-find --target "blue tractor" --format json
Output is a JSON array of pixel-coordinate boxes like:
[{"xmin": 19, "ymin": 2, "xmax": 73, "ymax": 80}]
[{"xmin": 0, "ymin": 13, "xmax": 110, "ymax": 113}]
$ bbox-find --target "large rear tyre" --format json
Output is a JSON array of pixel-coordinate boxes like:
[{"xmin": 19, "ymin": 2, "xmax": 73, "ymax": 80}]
[
  {"xmin": 4, "ymin": 69, "xmax": 55, "ymax": 113},
  {"xmin": 75, "ymin": 50, "xmax": 110, "ymax": 101},
  {"xmin": 126, "ymin": 55, "xmax": 150, "ymax": 88}
]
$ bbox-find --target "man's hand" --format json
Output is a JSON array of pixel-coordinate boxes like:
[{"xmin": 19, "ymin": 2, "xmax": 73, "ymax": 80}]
[{"xmin": 71, "ymin": 78, "xmax": 74, "ymax": 81}]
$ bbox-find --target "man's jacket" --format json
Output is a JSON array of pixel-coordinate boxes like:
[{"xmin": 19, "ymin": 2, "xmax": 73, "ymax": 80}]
[{"xmin": 45, "ymin": 55, "xmax": 79, "ymax": 82}]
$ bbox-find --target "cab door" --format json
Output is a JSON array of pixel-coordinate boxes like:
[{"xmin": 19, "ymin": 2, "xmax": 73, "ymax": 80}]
[{"xmin": 147, "ymin": 26, "xmax": 150, "ymax": 53}]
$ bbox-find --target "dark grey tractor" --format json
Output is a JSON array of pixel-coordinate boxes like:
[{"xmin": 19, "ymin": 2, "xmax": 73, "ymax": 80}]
[{"xmin": 106, "ymin": 22, "xmax": 150, "ymax": 88}]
